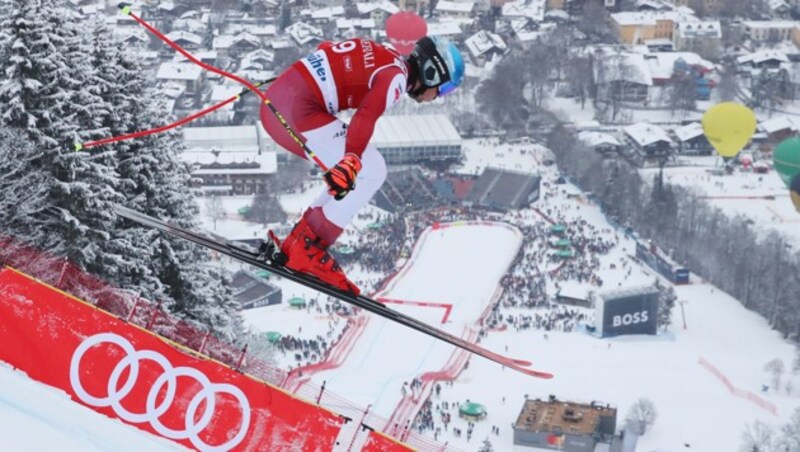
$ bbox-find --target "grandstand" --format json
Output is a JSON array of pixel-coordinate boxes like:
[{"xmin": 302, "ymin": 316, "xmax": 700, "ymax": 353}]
[
  {"xmin": 371, "ymin": 114, "xmax": 462, "ymax": 165},
  {"xmin": 372, "ymin": 167, "xmax": 443, "ymax": 213},
  {"xmin": 465, "ymin": 168, "xmax": 540, "ymax": 210}
]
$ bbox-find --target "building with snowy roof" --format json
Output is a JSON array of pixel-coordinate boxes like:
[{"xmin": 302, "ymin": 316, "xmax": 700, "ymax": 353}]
[
  {"xmin": 164, "ymin": 31, "xmax": 203, "ymax": 50},
  {"xmin": 672, "ymin": 19, "xmax": 722, "ymax": 59},
  {"xmin": 285, "ymin": 22, "xmax": 324, "ymax": 46},
  {"xmin": 156, "ymin": 62, "xmax": 204, "ymax": 95},
  {"xmin": 513, "ymin": 396, "xmax": 622, "ymax": 451},
  {"xmin": 436, "ymin": 1, "xmax": 476, "ymax": 18},
  {"xmin": 577, "ymin": 131, "xmax": 621, "ymax": 156},
  {"xmin": 671, "ymin": 122, "xmax": 712, "ymax": 155},
  {"xmin": 621, "ymin": 122, "xmax": 672, "ymax": 166},
  {"xmin": 370, "ymin": 115, "xmax": 462, "ymax": 165},
  {"xmin": 464, "ymin": 30, "xmax": 508, "ymax": 64},
  {"xmin": 502, "ymin": 0, "xmax": 546, "ymax": 23},
  {"xmin": 593, "ymin": 50, "xmax": 652, "ymax": 104},
  {"xmin": 743, "ymin": 20, "xmax": 797, "ymax": 42},
  {"xmin": 355, "ymin": 1, "xmax": 400, "ymax": 23},
  {"xmin": 182, "ymin": 125, "xmax": 278, "ymax": 195}
]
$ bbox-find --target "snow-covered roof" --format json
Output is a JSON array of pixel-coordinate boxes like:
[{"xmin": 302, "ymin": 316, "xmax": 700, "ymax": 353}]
[
  {"xmin": 336, "ymin": 18, "xmax": 377, "ymax": 30},
  {"xmin": 502, "ymin": 0, "xmax": 546, "ymax": 23},
  {"xmin": 425, "ymin": 21, "xmax": 464, "ymax": 37},
  {"xmin": 737, "ymin": 49, "xmax": 790, "ymax": 65},
  {"xmin": 594, "ymin": 50, "xmax": 653, "ymax": 86},
  {"xmin": 464, "ymin": 30, "xmax": 507, "ymax": 59},
  {"xmin": 370, "ymin": 115, "xmax": 461, "ymax": 148},
  {"xmin": 355, "ymin": 1, "xmax": 400, "ymax": 15},
  {"xmin": 624, "ymin": 122, "xmax": 672, "ymax": 147},
  {"xmin": 210, "ymin": 85, "xmax": 242, "ymax": 102},
  {"xmin": 742, "ymin": 19, "xmax": 797, "ymax": 29},
  {"xmin": 285, "ymin": 22, "xmax": 324, "ymax": 45},
  {"xmin": 674, "ymin": 20, "xmax": 722, "ymax": 38},
  {"xmin": 436, "ymin": 1, "xmax": 475, "ymax": 14},
  {"xmin": 240, "ymin": 49, "xmax": 274, "ymax": 70},
  {"xmin": 759, "ymin": 116, "xmax": 797, "ymax": 134},
  {"xmin": 672, "ymin": 122, "xmax": 704, "ymax": 142},
  {"xmin": 164, "ymin": 31, "xmax": 202, "ymax": 46},
  {"xmin": 173, "ymin": 50, "xmax": 218, "ymax": 63},
  {"xmin": 156, "ymin": 62, "xmax": 202, "ymax": 81},
  {"xmin": 578, "ymin": 131, "xmax": 621, "ymax": 147},
  {"xmin": 610, "ymin": 12, "xmax": 658, "ymax": 26},
  {"xmin": 302, "ymin": 6, "xmax": 345, "ymax": 20}
]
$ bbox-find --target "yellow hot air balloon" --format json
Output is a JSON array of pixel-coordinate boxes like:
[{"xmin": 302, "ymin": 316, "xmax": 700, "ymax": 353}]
[{"xmin": 701, "ymin": 102, "xmax": 757, "ymax": 158}]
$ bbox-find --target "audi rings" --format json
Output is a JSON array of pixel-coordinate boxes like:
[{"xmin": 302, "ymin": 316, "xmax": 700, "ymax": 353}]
[{"xmin": 69, "ymin": 333, "xmax": 251, "ymax": 451}]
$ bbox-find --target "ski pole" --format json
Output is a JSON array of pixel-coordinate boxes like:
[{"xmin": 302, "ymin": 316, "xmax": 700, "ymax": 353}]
[
  {"xmin": 115, "ymin": 4, "xmax": 329, "ymax": 172},
  {"xmin": 75, "ymin": 78, "xmax": 276, "ymax": 151}
]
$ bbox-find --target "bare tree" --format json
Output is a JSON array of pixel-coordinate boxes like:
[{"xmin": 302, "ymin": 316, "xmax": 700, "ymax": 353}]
[
  {"xmin": 625, "ymin": 398, "xmax": 657, "ymax": 435},
  {"xmin": 777, "ymin": 408, "xmax": 800, "ymax": 451},
  {"xmin": 205, "ymin": 194, "xmax": 225, "ymax": 231},
  {"xmin": 765, "ymin": 359, "xmax": 785, "ymax": 392},
  {"xmin": 740, "ymin": 420, "xmax": 775, "ymax": 452}
]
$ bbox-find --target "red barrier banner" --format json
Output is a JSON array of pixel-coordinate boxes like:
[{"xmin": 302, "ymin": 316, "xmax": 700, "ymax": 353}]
[{"xmin": 0, "ymin": 267, "xmax": 343, "ymax": 451}]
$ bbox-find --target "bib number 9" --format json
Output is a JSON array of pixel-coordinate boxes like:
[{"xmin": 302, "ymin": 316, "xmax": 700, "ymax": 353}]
[{"xmin": 331, "ymin": 40, "xmax": 357, "ymax": 54}]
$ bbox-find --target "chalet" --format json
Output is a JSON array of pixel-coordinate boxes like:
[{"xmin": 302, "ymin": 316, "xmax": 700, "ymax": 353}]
[
  {"xmin": 672, "ymin": 19, "xmax": 722, "ymax": 60},
  {"xmin": 436, "ymin": 1, "xmax": 476, "ymax": 19},
  {"xmin": 671, "ymin": 122, "xmax": 712, "ymax": 155},
  {"xmin": 743, "ymin": 20, "xmax": 796, "ymax": 42},
  {"xmin": 285, "ymin": 22, "xmax": 324, "ymax": 46},
  {"xmin": 593, "ymin": 49, "xmax": 652, "ymax": 104},
  {"xmin": 355, "ymin": 2, "xmax": 400, "ymax": 24},
  {"xmin": 301, "ymin": 6, "xmax": 346, "ymax": 25},
  {"xmin": 502, "ymin": 0, "xmax": 546, "ymax": 24},
  {"xmin": 156, "ymin": 62, "xmax": 204, "ymax": 95},
  {"xmin": 577, "ymin": 131, "xmax": 621, "ymax": 157},
  {"xmin": 736, "ymin": 50, "xmax": 789, "ymax": 74},
  {"xmin": 622, "ymin": 122, "xmax": 673, "ymax": 165},
  {"xmin": 758, "ymin": 116, "xmax": 797, "ymax": 145},
  {"xmin": 464, "ymin": 30, "xmax": 508, "ymax": 65},
  {"xmin": 336, "ymin": 19, "xmax": 378, "ymax": 39},
  {"xmin": 165, "ymin": 31, "xmax": 203, "ymax": 50}
]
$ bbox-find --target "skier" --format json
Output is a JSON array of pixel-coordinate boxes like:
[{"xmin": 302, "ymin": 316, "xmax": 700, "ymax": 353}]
[{"xmin": 260, "ymin": 36, "xmax": 465, "ymax": 295}]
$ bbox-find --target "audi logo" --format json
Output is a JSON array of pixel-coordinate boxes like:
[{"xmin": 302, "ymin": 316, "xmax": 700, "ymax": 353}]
[{"xmin": 69, "ymin": 333, "xmax": 251, "ymax": 451}]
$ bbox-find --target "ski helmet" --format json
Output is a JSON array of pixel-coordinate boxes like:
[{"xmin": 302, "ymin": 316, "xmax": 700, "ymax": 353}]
[{"xmin": 410, "ymin": 36, "xmax": 465, "ymax": 96}]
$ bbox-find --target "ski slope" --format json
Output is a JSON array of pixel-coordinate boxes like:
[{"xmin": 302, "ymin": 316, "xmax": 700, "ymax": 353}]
[{"xmin": 0, "ymin": 364, "xmax": 182, "ymax": 451}]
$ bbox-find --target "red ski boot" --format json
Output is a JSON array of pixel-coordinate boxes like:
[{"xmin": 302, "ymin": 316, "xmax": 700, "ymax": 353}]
[{"xmin": 272, "ymin": 216, "xmax": 360, "ymax": 296}]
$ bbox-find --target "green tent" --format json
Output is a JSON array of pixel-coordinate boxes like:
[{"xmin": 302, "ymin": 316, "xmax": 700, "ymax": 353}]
[
  {"xmin": 459, "ymin": 402, "xmax": 487, "ymax": 420},
  {"xmin": 255, "ymin": 269, "xmax": 271, "ymax": 279},
  {"xmin": 555, "ymin": 249, "xmax": 574, "ymax": 258},
  {"xmin": 550, "ymin": 224, "xmax": 566, "ymax": 234},
  {"xmin": 237, "ymin": 206, "xmax": 251, "ymax": 216},
  {"xmin": 264, "ymin": 331, "xmax": 282, "ymax": 343},
  {"xmin": 554, "ymin": 238, "xmax": 572, "ymax": 248},
  {"xmin": 288, "ymin": 297, "xmax": 306, "ymax": 308},
  {"xmin": 334, "ymin": 245, "xmax": 355, "ymax": 255},
  {"xmin": 367, "ymin": 222, "xmax": 383, "ymax": 230}
]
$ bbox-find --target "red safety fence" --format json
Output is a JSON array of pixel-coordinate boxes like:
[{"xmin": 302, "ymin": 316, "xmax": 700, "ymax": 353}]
[
  {"xmin": 0, "ymin": 267, "xmax": 343, "ymax": 450},
  {"xmin": 0, "ymin": 233, "xmax": 445, "ymax": 450}
]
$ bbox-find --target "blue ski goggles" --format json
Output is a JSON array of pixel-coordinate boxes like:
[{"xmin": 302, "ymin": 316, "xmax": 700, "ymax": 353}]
[{"xmin": 437, "ymin": 80, "xmax": 458, "ymax": 97}]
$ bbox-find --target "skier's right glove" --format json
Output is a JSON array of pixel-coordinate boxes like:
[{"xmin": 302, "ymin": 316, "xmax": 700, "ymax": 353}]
[{"xmin": 324, "ymin": 153, "xmax": 362, "ymax": 201}]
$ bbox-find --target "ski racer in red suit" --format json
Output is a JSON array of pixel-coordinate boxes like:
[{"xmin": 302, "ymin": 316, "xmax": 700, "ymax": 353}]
[{"xmin": 260, "ymin": 36, "xmax": 465, "ymax": 295}]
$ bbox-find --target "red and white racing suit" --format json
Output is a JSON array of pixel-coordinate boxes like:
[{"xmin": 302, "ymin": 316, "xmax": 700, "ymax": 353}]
[{"xmin": 260, "ymin": 39, "xmax": 408, "ymax": 244}]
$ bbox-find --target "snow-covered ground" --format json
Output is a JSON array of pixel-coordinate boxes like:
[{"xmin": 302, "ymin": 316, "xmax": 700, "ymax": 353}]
[
  {"xmin": 234, "ymin": 139, "xmax": 799, "ymax": 450},
  {"xmin": 0, "ymin": 364, "xmax": 184, "ymax": 451}
]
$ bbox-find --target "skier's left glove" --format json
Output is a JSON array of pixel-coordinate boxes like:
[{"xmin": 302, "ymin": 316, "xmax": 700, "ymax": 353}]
[{"xmin": 324, "ymin": 153, "xmax": 362, "ymax": 201}]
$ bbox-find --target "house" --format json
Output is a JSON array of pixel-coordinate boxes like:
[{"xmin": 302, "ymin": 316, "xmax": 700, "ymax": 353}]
[
  {"xmin": 577, "ymin": 131, "xmax": 621, "ymax": 156},
  {"xmin": 593, "ymin": 49, "xmax": 653, "ymax": 104},
  {"xmin": 464, "ymin": 30, "xmax": 508, "ymax": 65},
  {"xmin": 610, "ymin": 9, "xmax": 695, "ymax": 45},
  {"xmin": 301, "ymin": 6, "xmax": 346, "ymax": 25},
  {"xmin": 502, "ymin": 0, "xmax": 546, "ymax": 24},
  {"xmin": 743, "ymin": 20, "xmax": 796, "ymax": 42},
  {"xmin": 335, "ymin": 18, "xmax": 378, "ymax": 39},
  {"xmin": 436, "ymin": 1, "xmax": 476, "ymax": 18},
  {"xmin": 239, "ymin": 49, "xmax": 274, "ymax": 71},
  {"xmin": 672, "ymin": 19, "xmax": 722, "ymax": 60},
  {"xmin": 156, "ymin": 62, "xmax": 204, "ymax": 95},
  {"xmin": 285, "ymin": 22, "xmax": 324, "ymax": 46},
  {"xmin": 622, "ymin": 122, "xmax": 673, "ymax": 164},
  {"xmin": 758, "ymin": 116, "xmax": 798, "ymax": 145},
  {"xmin": 671, "ymin": 122, "xmax": 713, "ymax": 155},
  {"xmin": 736, "ymin": 50, "xmax": 790, "ymax": 72},
  {"xmin": 164, "ymin": 31, "xmax": 203, "ymax": 50},
  {"xmin": 355, "ymin": 1, "xmax": 401, "ymax": 24}
]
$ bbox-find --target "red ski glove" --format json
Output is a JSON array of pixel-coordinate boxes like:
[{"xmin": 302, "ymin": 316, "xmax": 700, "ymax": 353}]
[{"xmin": 324, "ymin": 153, "xmax": 362, "ymax": 200}]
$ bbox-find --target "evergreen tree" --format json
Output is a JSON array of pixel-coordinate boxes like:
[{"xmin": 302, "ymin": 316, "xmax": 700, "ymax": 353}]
[
  {"xmin": 86, "ymin": 19, "xmax": 241, "ymax": 339},
  {"xmin": 655, "ymin": 279, "xmax": 676, "ymax": 331},
  {"xmin": 0, "ymin": 0, "xmax": 126, "ymax": 274}
]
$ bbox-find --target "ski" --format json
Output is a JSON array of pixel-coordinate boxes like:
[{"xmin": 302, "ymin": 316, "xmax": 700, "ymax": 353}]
[{"xmin": 113, "ymin": 204, "xmax": 554, "ymax": 379}]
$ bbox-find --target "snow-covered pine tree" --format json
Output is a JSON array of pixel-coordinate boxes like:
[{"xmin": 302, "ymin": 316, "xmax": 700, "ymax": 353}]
[
  {"xmin": 85, "ymin": 18, "xmax": 241, "ymax": 339},
  {"xmin": 0, "ymin": 0, "xmax": 128, "ymax": 276}
]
